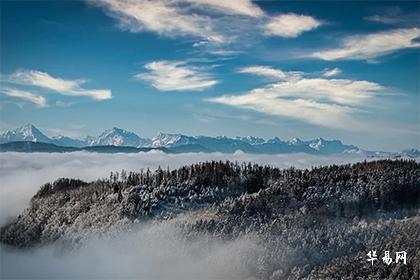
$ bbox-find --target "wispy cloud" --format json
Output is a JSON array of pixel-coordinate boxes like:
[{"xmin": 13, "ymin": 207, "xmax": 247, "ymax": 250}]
[
  {"xmin": 311, "ymin": 28, "xmax": 420, "ymax": 61},
  {"xmin": 364, "ymin": 6, "xmax": 419, "ymax": 26},
  {"xmin": 208, "ymin": 66, "xmax": 385, "ymax": 130},
  {"xmin": 238, "ymin": 66, "xmax": 287, "ymax": 80},
  {"xmin": 135, "ymin": 60, "xmax": 218, "ymax": 91},
  {"xmin": 322, "ymin": 67, "xmax": 342, "ymax": 77},
  {"xmin": 264, "ymin": 13, "xmax": 322, "ymax": 38},
  {"xmin": 238, "ymin": 66, "xmax": 303, "ymax": 81},
  {"xmin": 0, "ymin": 87, "xmax": 47, "ymax": 107},
  {"xmin": 182, "ymin": 0, "xmax": 264, "ymax": 18},
  {"xmin": 90, "ymin": 0, "xmax": 322, "ymax": 49},
  {"xmin": 209, "ymin": 93, "xmax": 358, "ymax": 130},
  {"xmin": 91, "ymin": 0, "xmax": 228, "ymax": 43},
  {"xmin": 3, "ymin": 70, "xmax": 112, "ymax": 100}
]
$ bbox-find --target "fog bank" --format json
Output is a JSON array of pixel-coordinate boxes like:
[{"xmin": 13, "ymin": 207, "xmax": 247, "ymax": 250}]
[{"xmin": 1, "ymin": 218, "xmax": 261, "ymax": 280}]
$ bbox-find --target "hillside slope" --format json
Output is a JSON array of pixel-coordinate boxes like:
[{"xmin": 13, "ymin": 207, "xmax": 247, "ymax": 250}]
[{"xmin": 1, "ymin": 160, "xmax": 419, "ymax": 279}]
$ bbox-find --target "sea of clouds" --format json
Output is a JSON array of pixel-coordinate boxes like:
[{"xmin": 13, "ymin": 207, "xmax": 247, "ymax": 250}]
[{"xmin": 0, "ymin": 151, "xmax": 368, "ymax": 279}]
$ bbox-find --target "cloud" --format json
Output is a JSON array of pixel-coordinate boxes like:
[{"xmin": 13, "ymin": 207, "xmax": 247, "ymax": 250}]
[
  {"xmin": 0, "ymin": 220, "xmax": 260, "ymax": 279},
  {"xmin": 322, "ymin": 67, "xmax": 342, "ymax": 77},
  {"xmin": 208, "ymin": 66, "xmax": 385, "ymax": 130},
  {"xmin": 264, "ymin": 13, "xmax": 322, "ymax": 37},
  {"xmin": 311, "ymin": 28, "xmax": 420, "ymax": 61},
  {"xmin": 0, "ymin": 88, "xmax": 47, "ymax": 107},
  {"xmin": 182, "ymin": 0, "xmax": 264, "ymax": 18},
  {"xmin": 207, "ymin": 50, "xmax": 243, "ymax": 56},
  {"xmin": 91, "ymin": 0, "xmax": 226, "ymax": 43},
  {"xmin": 238, "ymin": 66, "xmax": 304, "ymax": 81},
  {"xmin": 135, "ymin": 60, "xmax": 218, "ymax": 91},
  {"xmin": 238, "ymin": 66, "xmax": 287, "ymax": 80},
  {"xmin": 364, "ymin": 7, "xmax": 419, "ymax": 26},
  {"xmin": 4, "ymin": 70, "xmax": 112, "ymax": 100},
  {"xmin": 90, "ymin": 1, "xmax": 322, "ymax": 50},
  {"xmin": 209, "ymin": 92, "xmax": 361, "ymax": 130}
]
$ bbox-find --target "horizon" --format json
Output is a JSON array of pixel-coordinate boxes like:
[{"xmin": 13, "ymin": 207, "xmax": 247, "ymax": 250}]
[
  {"xmin": 2, "ymin": 122, "xmax": 357, "ymax": 143},
  {"xmin": 1, "ymin": 0, "xmax": 419, "ymax": 152},
  {"xmin": 1, "ymin": 122, "xmax": 419, "ymax": 153}
]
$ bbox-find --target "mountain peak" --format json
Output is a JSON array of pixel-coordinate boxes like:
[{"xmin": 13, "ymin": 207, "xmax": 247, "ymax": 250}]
[
  {"xmin": 152, "ymin": 132, "xmax": 196, "ymax": 147},
  {"xmin": 235, "ymin": 136, "xmax": 265, "ymax": 145},
  {"xmin": 288, "ymin": 137, "xmax": 303, "ymax": 145},
  {"xmin": 0, "ymin": 124, "xmax": 50, "ymax": 143},
  {"xmin": 92, "ymin": 127, "xmax": 150, "ymax": 147},
  {"xmin": 19, "ymin": 123, "xmax": 40, "ymax": 134},
  {"xmin": 267, "ymin": 137, "xmax": 284, "ymax": 144}
]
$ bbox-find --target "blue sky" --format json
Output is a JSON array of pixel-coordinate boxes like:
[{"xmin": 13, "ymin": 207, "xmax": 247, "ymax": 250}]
[{"xmin": 0, "ymin": 0, "xmax": 419, "ymax": 151}]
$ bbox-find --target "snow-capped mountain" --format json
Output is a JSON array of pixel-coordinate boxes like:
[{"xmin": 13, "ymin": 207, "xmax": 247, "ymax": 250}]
[
  {"xmin": 89, "ymin": 127, "xmax": 151, "ymax": 147},
  {"xmin": 1, "ymin": 124, "xmax": 417, "ymax": 156},
  {"xmin": 151, "ymin": 133, "xmax": 197, "ymax": 148},
  {"xmin": 235, "ymin": 136, "xmax": 265, "ymax": 145},
  {"xmin": 305, "ymin": 138, "xmax": 359, "ymax": 154},
  {"xmin": 0, "ymin": 124, "xmax": 51, "ymax": 143}
]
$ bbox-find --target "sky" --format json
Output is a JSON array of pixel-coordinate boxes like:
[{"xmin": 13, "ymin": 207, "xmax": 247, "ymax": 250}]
[{"xmin": 0, "ymin": 0, "xmax": 419, "ymax": 151}]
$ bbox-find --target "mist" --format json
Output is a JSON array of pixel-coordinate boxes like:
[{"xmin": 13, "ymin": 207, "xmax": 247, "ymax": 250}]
[
  {"xmin": 1, "ymin": 218, "xmax": 262, "ymax": 280},
  {"xmin": 0, "ymin": 151, "xmax": 367, "ymax": 279}
]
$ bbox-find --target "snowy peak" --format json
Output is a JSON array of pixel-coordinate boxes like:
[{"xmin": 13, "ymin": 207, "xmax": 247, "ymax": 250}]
[
  {"xmin": 308, "ymin": 138, "xmax": 326, "ymax": 151},
  {"xmin": 0, "ymin": 124, "xmax": 51, "ymax": 143},
  {"xmin": 90, "ymin": 127, "xmax": 151, "ymax": 147},
  {"xmin": 288, "ymin": 138, "xmax": 303, "ymax": 145},
  {"xmin": 306, "ymin": 138, "xmax": 358, "ymax": 154},
  {"xmin": 151, "ymin": 133, "xmax": 197, "ymax": 147},
  {"xmin": 235, "ymin": 136, "xmax": 265, "ymax": 145}
]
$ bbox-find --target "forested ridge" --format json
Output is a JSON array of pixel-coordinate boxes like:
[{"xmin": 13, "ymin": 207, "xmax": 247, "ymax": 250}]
[{"xmin": 1, "ymin": 159, "xmax": 419, "ymax": 279}]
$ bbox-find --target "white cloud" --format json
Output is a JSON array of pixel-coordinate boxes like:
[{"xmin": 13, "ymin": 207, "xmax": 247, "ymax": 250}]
[
  {"xmin": 0, "ymin": 88, "xmax": 47, "ymax": 107},
  {"xmin": 267, "ymin": 78, "xmax": 382, "ymax": 105},
  {"xmin": 209, "ymin": 94, "xmax": 358, "ymax": 129},
  {"xmin": 207, "ymin": 50, "xmax": 243, "ymax": 56},
  {"xmin": 238, "ymin": 66, "xmax": 287, "ymax": 80},
  {"xmin": 322, "ymin": 67, "xmax": 342, "ymax": 77},
  {"xmin": 264, "ymin": 13, "xmax": 322, "ymax": 37},
  {"xmin": 311, "ymin": 28, "xmax": 420, "ymax": 61},
  {"xmin": 135, "ymin": 60, "xmax": 218, "ymax": 91},
  {"xmin": 4, "ymin": 70, "xmax": 112, "ymax": 100},
  {"xmin": 92, "ymin": 0, "xmax": 226, "ymax": 43},
  {"xmin": 208, "ymin": 66, "xmax": 385, "ymax": 130},
  {"xmin": 91, "ymin": 1, "xmax": 322, "ymax": 49},
  {"xmin": 182, "ymin": 0, "xmax": 264, "ymax": 17},
  {"xmin": 238, "ymin": 66, "xmax": 304, "ymax": 81}
]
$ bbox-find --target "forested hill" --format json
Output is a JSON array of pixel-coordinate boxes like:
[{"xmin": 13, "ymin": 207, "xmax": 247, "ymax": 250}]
[{"xmin": 1, "ymin": 160, "xmax": 419, "ymax": 279}]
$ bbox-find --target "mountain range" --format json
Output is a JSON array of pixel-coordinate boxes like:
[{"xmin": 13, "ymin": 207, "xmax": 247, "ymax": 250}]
[{"xmin": 0, "ymin": 124, "xmax": 418, "ymax": 156}]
